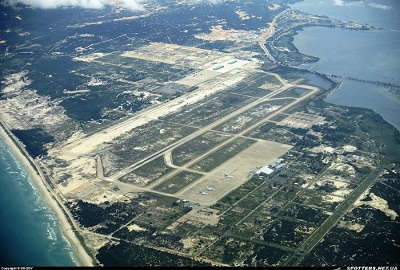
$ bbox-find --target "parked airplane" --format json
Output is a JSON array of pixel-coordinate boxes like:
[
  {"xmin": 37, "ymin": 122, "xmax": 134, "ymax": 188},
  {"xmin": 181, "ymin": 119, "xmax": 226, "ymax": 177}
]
[
  {"xmin": 206, "ymin": 187, "xmax": 214, "ymax": 191},
  {"xmin": 199, "ymin": 191, "xmax": 208, "ymax": 195},
  {"xmin": 224, "ymin": 173, "xmax": 233, "ymax": 178}
]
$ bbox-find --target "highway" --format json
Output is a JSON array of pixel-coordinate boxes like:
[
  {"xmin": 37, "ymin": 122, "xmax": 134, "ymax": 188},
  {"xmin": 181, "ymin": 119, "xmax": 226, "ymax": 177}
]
[
  {"xmin": 282, "ymin": 167, "xmax": 383, "ymax": 266},
  {"xmin": 258, "ymin": 9, "xmax": 289, "ymax": 63}
]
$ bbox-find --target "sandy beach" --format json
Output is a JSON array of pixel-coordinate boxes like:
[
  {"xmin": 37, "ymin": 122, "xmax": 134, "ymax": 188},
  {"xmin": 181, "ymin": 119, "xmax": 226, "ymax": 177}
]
[{"xmin": 0, "ymin": 121, "xmax": 94, "ymax": 266}]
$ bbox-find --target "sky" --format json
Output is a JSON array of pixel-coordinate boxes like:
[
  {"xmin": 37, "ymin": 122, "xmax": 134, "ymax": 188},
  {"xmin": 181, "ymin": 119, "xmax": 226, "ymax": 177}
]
[
  {"xmin": 0, "ymin": 0, "xmax": 147, "ymax": 11},
  {"xmin": 1, "ymin": 0, "xmax": 393, "ymax": 12},
  {"xmin": 0, "ymin": 0, "xmax": 225, "ymax": 10}
]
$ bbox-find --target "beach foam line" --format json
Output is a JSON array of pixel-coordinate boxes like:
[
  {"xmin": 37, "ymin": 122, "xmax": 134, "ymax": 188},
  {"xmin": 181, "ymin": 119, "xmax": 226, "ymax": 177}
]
[{"xmin": 0, "ymin": 120, "xmax": 94, "ymax": 266}]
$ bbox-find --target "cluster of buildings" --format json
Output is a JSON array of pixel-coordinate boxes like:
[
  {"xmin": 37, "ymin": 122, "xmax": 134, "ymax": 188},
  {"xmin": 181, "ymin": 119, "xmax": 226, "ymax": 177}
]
[{"xmin": 255, "ymin": 158, "xmax": 285, "ymax": 177}]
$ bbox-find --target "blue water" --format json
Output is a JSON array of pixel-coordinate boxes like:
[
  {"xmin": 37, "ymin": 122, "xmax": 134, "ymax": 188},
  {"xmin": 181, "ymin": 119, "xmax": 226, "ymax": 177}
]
[
  {"xmin": 290, "ymin": 0, "xmax": 400, "ymax": 130},
  {"xmin": 0, "ymin": 138, "xmax": 78, "ymax": 266},
  {"xmin": 0, "ymin": 1, "xmax": 399, "ymax": 266}
]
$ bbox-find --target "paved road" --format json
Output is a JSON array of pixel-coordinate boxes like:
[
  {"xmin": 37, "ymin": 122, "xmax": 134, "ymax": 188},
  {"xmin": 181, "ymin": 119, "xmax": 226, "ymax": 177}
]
[
  {"xmin": 258, "ymin": 9, "xmax": 289, "ymax": 62},
  {"xmin": 283, "ymin": 167, "xmax": 383, "ymax": 266},
  {"xmin": 105, "ymin": 80, "xmax": 292, "ymax": 180},
  {"xmin": 54, "ymin": 69, "xmax": 234, "ymax": 157},
  {"xmin": 105, "ymin": 75, "xmax": 319, "ymax": 182},
  {"xmin": 94, "ymin": 76, "xmax": 320, "ymax": 209}
]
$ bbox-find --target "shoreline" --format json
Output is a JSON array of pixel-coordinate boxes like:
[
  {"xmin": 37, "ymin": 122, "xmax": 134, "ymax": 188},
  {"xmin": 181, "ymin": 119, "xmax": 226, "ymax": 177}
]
[{"xmin": 0, "ymin": 120, "xmax": 94, "ymax": 266}]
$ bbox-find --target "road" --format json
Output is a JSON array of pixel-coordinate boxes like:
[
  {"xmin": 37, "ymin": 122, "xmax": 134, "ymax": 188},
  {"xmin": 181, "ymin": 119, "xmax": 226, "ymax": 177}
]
[
  {"xmin": 92, "ymin": 74, "xmax": 321, "ymax": 208},
  {"xmin": 258, "ymin": 9, "xmax": 289, "ymax": 62},
  {"xmin": 103, "ymin": 81, "xmax": 293, "ymax": 181},
  {"xmin": 171, "ymin": 84, "xmax": 319, "ymax": 201},
  {"xmin": 55, "ymin": 7, "xmax": 293, "ymax": 160},
  {"xmin": 283, "ymin": 167, "xmax": 383, "ymax": 266},
  {"xmin": 54, "ymin": 69, "xmax": 244, "ymax": 159},
  {"xmin": 104, "ymin": 75, "xmax": 319, "ymax": 183}
]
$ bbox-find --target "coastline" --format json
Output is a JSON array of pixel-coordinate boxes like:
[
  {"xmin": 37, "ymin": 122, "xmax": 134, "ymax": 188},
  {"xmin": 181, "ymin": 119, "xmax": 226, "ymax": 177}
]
[{"xmin": 0, "ymin": 120, "xmax": 94, "ymax": 266}]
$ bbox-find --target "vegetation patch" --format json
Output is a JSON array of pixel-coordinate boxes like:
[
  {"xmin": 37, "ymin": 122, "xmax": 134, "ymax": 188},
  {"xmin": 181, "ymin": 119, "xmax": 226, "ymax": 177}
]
[
  {"xmin": 164, "ymin": 92, "xmax": 256, "ymax": 127},
  {"xmin": 153, "ymin": 171, "xmax": 204, "ymax": 194},
  {"xmin": 12, "ymin": 128, "xmax": 54, "ymax": 158},
  {"xmin": 172, "ymin": 131, "xmax": 231, "ymax": 166},
  {"xmin": 278, "ymin": 203, "xmax": 329, "ymax": 226},
  {"xmin": 263, "ymin": 218, "xmax": 307, "ymax": 247},
  {"xmin": 120, "ymin": 156, "xmax": 175, "ymax": 187},
  {"xmin": 213, "ymin": 99, "xmax": 291, "ymax": 134},
  {"xmin": 97, "ymin": 241, "xmax": 210, "ymax": 266},
  {"xmin": 190, "ymin": 138, "xmax": 256, "ymax": 172}
]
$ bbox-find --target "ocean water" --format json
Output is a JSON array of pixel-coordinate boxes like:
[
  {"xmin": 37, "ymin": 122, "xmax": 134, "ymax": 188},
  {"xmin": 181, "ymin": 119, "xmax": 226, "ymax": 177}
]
[
  {"xmin": 290, "ymin": 0, "xmax": 400, "ymax": 130},
  {"xmin": 0, "ymin": 1, "xmax": 399, "ymax": 266},
  {"xmin": 0, "ymin": 138, "xmax": 78, "ymax": 266}
]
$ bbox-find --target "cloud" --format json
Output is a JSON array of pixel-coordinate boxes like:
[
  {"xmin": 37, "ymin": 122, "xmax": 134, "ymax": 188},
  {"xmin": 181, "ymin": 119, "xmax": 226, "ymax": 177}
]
[
  {"xmin": 1, "ymin": 0, "xmax": 146, "ymax": 11},
  {"xmin": 1, "ymin": 0, "xmax": 228, "ymax": 10},
  {"xmin": 177, "ymin": 0, "xmax": 225, "ymax": 4},
  {"xmin": 368, "ymin": 3, "xmax": 392, "ymax": 10},
  {"xmin": 333, "ymin": 0, "xmax": 344, "ymax": 6},
  {"xmin": 198, "ymin": 0, "xmax": 224, "ymax": 3},
  {"xmin": 119, "ymin": 0, "xmax": 145, "ymax": 11}
]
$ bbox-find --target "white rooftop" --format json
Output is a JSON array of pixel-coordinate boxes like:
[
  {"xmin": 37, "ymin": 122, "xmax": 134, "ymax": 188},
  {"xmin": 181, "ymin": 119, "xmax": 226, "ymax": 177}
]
[{"xmin": 255, "ymin": 166, "xmax": 274, "ymax": 175}]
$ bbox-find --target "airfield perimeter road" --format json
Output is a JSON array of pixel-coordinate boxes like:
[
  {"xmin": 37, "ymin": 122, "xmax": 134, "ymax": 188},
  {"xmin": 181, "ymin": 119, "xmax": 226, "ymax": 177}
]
[
  {"xmin": 58, "ymin": 6, "xmax": 289, "ymax": 160},
  {"xmin": 105, "ymin": 75, "xmax": 319, "ymax": 183},
  {"xmin": 91, "ymin": 74, "xmax": 320, "ymax": 199},
  {"xmin": 54, "ymin": 69, "xmax": 246, "ymax": 158},
  {"xmin": 282, "ymin": 167, "xmax": 383, "ymax": 266},
  {"xmin": 258, "ymin": 9, "xmax": 289, "ymax": 63}
]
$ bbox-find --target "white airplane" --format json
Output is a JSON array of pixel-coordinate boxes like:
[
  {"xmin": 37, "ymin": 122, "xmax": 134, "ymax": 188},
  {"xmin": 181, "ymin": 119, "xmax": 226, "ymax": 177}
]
[
  {"xmin": 224, "ymin": 173, "xmax": 233, "ymax": 178},
  {"xmin": 199, "ymin": 191, "xmax": 208, "ymax": 195},
  {"xmin": 206, "ymin": 187, "xmax": 214, "ymax": 191}
]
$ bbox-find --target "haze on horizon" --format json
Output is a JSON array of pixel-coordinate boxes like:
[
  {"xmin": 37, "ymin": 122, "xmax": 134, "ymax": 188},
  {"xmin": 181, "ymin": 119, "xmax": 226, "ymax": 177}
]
[{"xmin": 0, "ymin": 0, "xmax": 226, "ymax": 10}]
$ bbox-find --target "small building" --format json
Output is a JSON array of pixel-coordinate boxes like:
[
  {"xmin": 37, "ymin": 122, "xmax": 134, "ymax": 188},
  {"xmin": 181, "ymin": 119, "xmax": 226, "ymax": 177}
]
[{"xmin": 255, "ymin": 166, "xmax": 274, "ymax": 176}]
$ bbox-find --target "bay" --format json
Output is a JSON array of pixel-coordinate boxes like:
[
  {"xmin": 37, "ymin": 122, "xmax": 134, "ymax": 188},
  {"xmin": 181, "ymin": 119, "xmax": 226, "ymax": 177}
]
[{"xmin": 290, "ymin": 0, "xmax": 400, "ymax": 130}]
